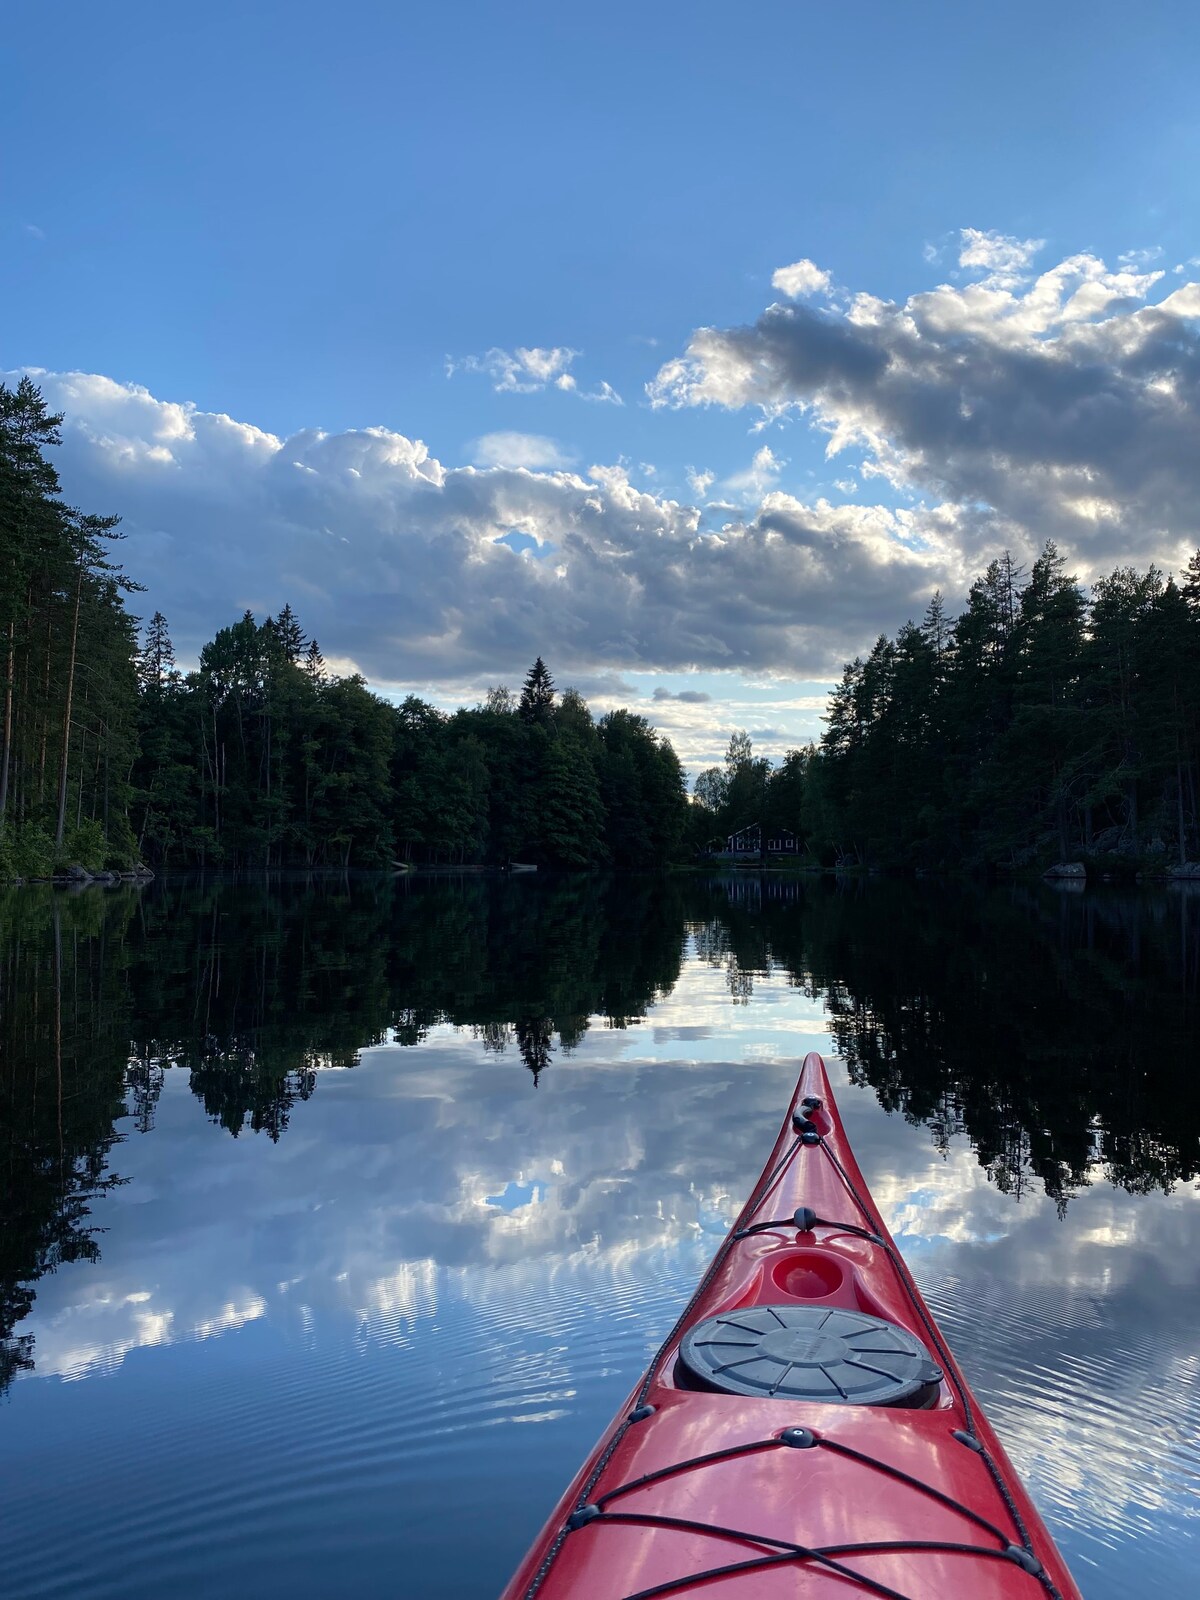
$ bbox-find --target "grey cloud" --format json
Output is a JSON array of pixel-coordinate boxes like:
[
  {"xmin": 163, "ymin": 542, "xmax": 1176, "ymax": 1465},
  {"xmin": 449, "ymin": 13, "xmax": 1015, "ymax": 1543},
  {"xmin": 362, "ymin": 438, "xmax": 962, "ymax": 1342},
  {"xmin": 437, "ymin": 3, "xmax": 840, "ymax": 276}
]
[
  {"xmin": 652, "ymin": 687, "xmax": 712, "ymax": 703},
  {"xmin": 11, "ymin": 369, "xmax": 954, "ymax": 683},
  {"xmin": 564, "ymin": 671, "xmax": 640, "ymax": 700},
  {"xmin": 650, "ymin": 244, "xmax": 1200, "ymax": 577}
]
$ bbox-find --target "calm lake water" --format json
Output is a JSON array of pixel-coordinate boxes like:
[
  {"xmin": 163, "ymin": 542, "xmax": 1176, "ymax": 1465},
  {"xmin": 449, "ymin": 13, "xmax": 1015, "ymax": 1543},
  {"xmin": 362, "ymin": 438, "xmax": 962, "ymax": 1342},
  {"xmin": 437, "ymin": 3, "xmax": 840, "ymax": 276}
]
[{"xmin": 1, "ymin": 874, "xmax": 1198, "ymax": 1598}]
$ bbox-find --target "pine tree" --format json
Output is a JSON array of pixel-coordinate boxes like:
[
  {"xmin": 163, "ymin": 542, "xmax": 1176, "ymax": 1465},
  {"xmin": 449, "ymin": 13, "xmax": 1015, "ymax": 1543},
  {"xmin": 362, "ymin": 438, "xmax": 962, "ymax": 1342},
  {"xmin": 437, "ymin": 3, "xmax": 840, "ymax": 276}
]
[
  {"xmin": 996, "ymin": 550, "xmax": 1026, "ymax": 639},
  {"xmin": 519, "ymin": 657, "xmax": 555, "ymax": 724},
  {"xmin": 1182, "ymin": 548, "xmax": 1200, "ymax": 613},
  {"xmin": 0, "ymin": 382, "xmax": 701, "ymax": 878},
  {"xmin": 304, "ymin": 638, "xmax": 325, "ymax": 683},
  {"xmin": 275, "ymin": 604, "xmax": 307, "ymax": 664},
  {"xmin": 0, "ymin": 380, "xmax": 66, "ymax": 828},
  {"xmin": 139, "ymin": 612, "xmax": 176, "ymax": 691},
  {"xmin": 921, "ymin": 591, "xmax": 949, "ymax": 658},
  {"xmin": 1139, "ymin": 577, "xmax": 1197, "ymax": 863},
  {"xmin": 987, "ymin": 541, "xmax": 1087, "ymax": 860},
  {"xmin": 1084, "ymin": 566, "xmax": 1163, "ymax": 849}
]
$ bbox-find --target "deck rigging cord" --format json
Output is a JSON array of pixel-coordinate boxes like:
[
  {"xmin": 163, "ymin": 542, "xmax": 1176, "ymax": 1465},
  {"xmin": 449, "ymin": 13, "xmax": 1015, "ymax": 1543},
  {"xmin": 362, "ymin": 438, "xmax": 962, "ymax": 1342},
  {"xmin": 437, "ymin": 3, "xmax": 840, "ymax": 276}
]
[
  {"xmin": 519, "ymin": 1101, "xmax": 1065, "ymax": 1600},
  {"xmin": 518, "ymin": 1135, "xmax": 803, "ymax": 1600},
  {"xmin": 809, "ymin": 1126, "xmax": 1061, "ymax": 1599}
]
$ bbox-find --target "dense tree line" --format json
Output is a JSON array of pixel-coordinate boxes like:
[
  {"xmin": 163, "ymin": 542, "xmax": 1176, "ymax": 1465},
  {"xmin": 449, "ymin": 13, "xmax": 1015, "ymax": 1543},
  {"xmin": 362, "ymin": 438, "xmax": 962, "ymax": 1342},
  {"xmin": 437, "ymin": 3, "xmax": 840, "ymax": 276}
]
[
  {"xmin": 0, "ymin": 381, "xmax": 688, "ymax": 874},
  {"xmin": 135, "ymin": 636, "xmax": 687, "ymax": 869},
  {"xmin": 695, "ymin": 544, "xmax": 1200, "ymax": 872},
  {"xmin": 0, "ymin": 380, "xmax": 140, "ymax": 877}
]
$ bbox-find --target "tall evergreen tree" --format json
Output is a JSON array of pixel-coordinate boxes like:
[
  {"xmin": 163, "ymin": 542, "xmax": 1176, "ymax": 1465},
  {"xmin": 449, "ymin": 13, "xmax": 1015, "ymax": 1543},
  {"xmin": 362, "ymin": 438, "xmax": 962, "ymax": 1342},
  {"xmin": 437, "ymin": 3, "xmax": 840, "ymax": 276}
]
[
  {"xmin": 1083, "ymin": 566, "xmax": 1163, "ymax": 849},
  {"xmin": 304, "ymin": 637, "xmax": 325, "ymax": 683},
  {"xmin": 0, "ymin": 380, "xmax": 139, "ymax": 870},
  {"xmin": 921, "ymin": 590, "xmax": 949, "ymax": 658},
  {"xmin": 139, "ymin": 611, "xmax": 176, "ymax": 690},
  {"xmin": 519, "ymin": 657, "xmax": 555, "ymax": 724},
  {"xmin": 274, "ymin": 604, "xmax": 307, "ymax": 663}
]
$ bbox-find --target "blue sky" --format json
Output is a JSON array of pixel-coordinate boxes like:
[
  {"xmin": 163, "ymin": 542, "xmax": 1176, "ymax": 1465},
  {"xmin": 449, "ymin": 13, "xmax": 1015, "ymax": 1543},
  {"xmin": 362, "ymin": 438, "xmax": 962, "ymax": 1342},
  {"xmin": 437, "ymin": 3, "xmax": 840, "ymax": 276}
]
[{"xmin": 5, "ymin": 1, "xmax": 1200, "ymax": 772}]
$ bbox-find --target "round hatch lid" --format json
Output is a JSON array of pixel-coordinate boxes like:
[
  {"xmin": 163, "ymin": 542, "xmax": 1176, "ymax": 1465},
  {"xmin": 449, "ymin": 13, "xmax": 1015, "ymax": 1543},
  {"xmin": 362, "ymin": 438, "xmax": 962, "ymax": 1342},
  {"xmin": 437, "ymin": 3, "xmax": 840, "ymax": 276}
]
[{"xmin": 678, "ymin": 1305, "xmax": 942, "ymax": 1407}]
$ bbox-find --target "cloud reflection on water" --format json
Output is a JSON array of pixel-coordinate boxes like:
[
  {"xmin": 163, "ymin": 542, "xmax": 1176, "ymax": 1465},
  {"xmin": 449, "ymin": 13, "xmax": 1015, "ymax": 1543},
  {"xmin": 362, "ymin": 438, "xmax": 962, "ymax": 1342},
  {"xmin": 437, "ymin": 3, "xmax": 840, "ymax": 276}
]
[{"xmin": 3, "ymin": 888, "xmax": 1199, "ymax": 1599}]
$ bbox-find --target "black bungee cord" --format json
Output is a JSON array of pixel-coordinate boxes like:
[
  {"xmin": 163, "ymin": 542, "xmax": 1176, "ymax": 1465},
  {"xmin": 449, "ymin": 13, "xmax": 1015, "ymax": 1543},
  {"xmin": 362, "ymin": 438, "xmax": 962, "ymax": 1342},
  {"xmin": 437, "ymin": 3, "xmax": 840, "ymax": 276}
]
[
  {"xmin": 805, "ymin": 1125, "xmax": 1063, "ymax": 1600},
  {"xmin": 519, "ymin": 1133, "xmax": 804, "ymax": 1600}
]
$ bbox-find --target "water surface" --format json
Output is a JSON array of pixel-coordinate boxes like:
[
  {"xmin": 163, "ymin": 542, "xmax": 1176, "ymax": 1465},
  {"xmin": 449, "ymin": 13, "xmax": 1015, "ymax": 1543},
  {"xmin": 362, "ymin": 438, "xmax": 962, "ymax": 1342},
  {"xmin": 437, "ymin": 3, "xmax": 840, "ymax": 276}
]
[{"xmin": 1, "ymin": 875, "xmax": 1197, "ymax": 1597}]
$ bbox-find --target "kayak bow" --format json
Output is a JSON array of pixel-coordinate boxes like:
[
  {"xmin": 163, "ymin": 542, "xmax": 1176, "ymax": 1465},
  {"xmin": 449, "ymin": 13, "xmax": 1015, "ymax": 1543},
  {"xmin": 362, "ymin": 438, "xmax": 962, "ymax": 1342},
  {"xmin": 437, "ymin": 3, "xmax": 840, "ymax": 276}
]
[{"xmin": 501, "ymin": 1052, "xmax": 1082, "ymax": 1600}]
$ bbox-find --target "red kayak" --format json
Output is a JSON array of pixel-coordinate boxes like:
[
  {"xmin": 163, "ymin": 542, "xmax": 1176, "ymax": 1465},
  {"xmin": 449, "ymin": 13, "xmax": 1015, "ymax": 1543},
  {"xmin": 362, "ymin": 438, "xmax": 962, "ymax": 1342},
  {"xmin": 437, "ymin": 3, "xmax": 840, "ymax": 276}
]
[{"xmin": 502, "ymin": 1053, "xmax": 1082, "ymax": 1600}]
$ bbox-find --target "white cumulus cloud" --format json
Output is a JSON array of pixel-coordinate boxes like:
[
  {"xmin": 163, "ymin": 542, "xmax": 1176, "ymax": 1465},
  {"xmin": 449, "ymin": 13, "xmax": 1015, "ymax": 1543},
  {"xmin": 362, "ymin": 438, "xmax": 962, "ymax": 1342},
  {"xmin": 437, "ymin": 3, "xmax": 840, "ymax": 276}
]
[
  {"xmin": 648, "ymin": 237, "xmax": 1200, "ymax": 581},
  {"xmin": 771, "ymin": 258, "xmax": 832, "ymax": 298},
  {"xmin": 723, "ymin": 444, "xmax": 784, "ymax": 500},
  {"xmin": 7, "ymin": 367, "xmax": 961, "ymax": 687},
  {"xmin": 957, "ymin": 226, "xmax": 1045, "ymax": 283}
]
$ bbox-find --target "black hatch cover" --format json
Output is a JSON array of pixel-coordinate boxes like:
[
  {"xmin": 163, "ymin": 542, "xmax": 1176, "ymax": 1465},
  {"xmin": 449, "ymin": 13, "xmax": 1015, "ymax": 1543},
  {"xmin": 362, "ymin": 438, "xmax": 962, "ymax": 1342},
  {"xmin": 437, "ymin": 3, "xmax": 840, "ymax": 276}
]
[{"xmin": 679, "ymin": 1305, "xmax": 942, "ymax": 1407}]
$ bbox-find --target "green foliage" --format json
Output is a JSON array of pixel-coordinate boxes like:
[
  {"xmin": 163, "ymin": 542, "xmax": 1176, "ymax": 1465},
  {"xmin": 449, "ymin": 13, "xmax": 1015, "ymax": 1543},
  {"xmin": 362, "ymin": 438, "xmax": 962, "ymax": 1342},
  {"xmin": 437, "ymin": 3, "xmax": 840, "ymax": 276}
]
[
  {"xmin": 722, "ymin": 727, "xmax": 771, "ymax": 834},
  {"xmin": 0, "ymin": 383, "xmax": 679, "ymax": 874},
  {"xmin": 690, "ymin": 732, "xmax": 810, "ymax": 862},
  {"xmin": 597, "ymin": 709, "xmax": 687, "ymax": 868},
  {"xmin": 538, "ymin": 731, "xmax": 606, "ymax": 868},
  {"xmin": 122, "ymin": 640, "xmax": 688, "ymax": 869},
  {"xmin": 0, "ymin": 378, "xmax": 140, "ymax": 866},
  {"xmin": 800, "ymin": 542, "xmax": 1200, "ymax": 870},
  {"xmin": 56, "ymin": 819, "xmax": 107, "ymax": 872},
  {"xmin": 0, "ymin": 822, "xmax": 54, "ymax": 880}
]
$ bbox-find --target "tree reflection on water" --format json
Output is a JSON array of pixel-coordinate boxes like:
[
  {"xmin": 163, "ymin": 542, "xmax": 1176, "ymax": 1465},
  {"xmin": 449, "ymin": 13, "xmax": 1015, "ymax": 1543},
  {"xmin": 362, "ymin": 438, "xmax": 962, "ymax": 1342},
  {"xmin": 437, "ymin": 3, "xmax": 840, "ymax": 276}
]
[{"xmin": 2, "ymin": 871, "xmax": 1198, "ymax": 1390}]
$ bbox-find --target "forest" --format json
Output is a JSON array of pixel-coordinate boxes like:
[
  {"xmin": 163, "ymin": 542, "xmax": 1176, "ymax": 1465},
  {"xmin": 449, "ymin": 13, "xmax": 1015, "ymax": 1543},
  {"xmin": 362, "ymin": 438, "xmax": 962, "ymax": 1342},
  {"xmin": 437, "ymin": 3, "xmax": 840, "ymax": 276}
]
[
  {"xmin": 696, "ymin": 546, "xmax": 1200, "ymax": 873},
  {"xmin": 6, "ymin": 372, "xmax": 1200, "ymax": 877}
]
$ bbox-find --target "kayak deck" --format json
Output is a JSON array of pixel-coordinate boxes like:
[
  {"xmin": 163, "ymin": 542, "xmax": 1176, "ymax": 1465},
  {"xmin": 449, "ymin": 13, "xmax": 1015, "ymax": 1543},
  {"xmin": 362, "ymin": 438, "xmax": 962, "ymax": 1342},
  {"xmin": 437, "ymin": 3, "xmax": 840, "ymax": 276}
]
[{"xmin": 501, "ymin": 1052, "xmax": 1081, "ymax": 1600}]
